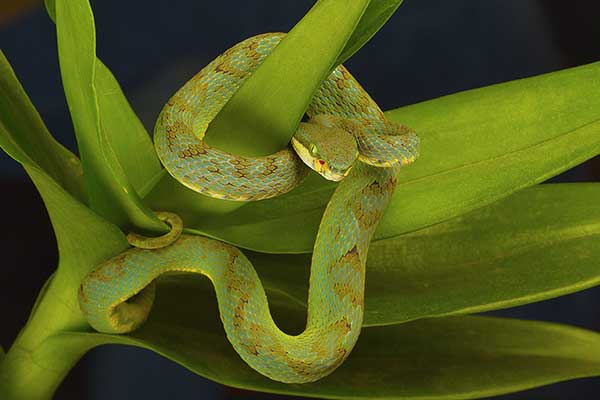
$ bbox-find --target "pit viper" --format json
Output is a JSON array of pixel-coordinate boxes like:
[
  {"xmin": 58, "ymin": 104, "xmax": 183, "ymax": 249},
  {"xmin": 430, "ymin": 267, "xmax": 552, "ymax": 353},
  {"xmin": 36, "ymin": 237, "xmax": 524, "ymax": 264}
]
[{"xmin": 78, "ymin": 33, "xmax": 419, "ymax": 383}]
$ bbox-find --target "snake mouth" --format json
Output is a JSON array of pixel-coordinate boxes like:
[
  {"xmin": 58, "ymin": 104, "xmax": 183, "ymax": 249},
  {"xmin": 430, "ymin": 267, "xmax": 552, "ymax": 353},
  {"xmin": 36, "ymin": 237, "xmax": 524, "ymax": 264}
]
[
  {"xmin": 314, "ymin": 161, "xmax": 350, "ymax": 182},
  {"xmin": 291, "ymin": 137, "xmax": 350, "ymax": 182}
]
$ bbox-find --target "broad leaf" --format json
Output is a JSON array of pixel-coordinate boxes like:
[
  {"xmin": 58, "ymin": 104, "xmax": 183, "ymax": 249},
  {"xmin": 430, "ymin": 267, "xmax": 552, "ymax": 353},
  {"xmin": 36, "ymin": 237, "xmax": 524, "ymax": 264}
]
[
  {"xmin": 67, "ymin": 276, "xmax": 600, "ymax": 399},
  {"xmin": 206, "ymin": 0, "xmax": 371, "ymax": 155},
  {"xmin": 146, "ymin": 61, "xmax": 600, "ymax": 253},
  {"xmin": 0, "ymin": 165, "xmax": 128, "ymax": 398},
  {"xmin": 51, "ymin": 0, "xmax": 162, "ymax": 231},
  {"xmin": 246, "ymin": 183, "xmax": 600, "ymax": 326},
  {"xmin": 93, "ymin": 61, "xmax": 163, "ymax": 197},
  {"xmin": 0, "ymin": 35, "xmax": 130, "ymax": 397},
  {"xmin": 45, "ymin": 0, "xmax": 162, "ymax": 196},
  {"xmin": 146, "ymin": 0, "xmax": 411, "ymax": 229},
  {"xmin": 0, "ymin": 50, "xmax": 84, "ymax": 201},
  {"xmin": 0, "ymin": 93, "xmax": 128, "ymax": 396}
]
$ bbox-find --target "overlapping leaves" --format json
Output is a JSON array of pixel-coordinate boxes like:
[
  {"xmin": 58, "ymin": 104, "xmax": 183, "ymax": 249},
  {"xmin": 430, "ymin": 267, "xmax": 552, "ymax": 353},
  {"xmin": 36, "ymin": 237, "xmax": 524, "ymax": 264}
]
[{"xmin": 1, "ymin": 0, "xmax": 600, "ymax": 398}]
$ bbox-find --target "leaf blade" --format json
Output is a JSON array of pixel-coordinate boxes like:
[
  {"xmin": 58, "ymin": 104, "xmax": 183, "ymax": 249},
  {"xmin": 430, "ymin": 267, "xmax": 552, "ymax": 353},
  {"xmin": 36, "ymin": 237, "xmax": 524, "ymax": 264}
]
[
  {"xmin": 0, "ymin": 50, "xmax": 84, "ymax": 201},
  {"xmin": 241, "ymin": 183, "xmax": 600, "ymax": 326},
  {"xmin": 67, "ymin": 278, "xmax": 600, "ymax": 399},
  {"xmin": 52, "ymin": 0, "xmax": 162, "ymax": 230},
  {"xmin": 150, "ymin": 61, "xmax": 600, "ymax": 253},
  {"xmin": 205, "ymin": 0, "xmax": 371, "ymax": 155}
]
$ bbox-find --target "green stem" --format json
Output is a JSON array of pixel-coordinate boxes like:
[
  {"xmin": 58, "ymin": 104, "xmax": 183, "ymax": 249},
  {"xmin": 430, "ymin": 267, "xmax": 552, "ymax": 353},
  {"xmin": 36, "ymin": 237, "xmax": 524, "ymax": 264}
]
[{"xmin": 0, "ymin": 270, "xmax": 93, "ymax": 399}]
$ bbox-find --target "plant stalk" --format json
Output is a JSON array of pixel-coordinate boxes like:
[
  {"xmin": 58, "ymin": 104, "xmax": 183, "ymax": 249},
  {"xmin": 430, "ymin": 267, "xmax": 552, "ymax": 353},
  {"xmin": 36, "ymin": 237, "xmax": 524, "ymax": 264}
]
[{"xmin": 0, "ymin": 270, "xmax": 93, "ymax": 399}]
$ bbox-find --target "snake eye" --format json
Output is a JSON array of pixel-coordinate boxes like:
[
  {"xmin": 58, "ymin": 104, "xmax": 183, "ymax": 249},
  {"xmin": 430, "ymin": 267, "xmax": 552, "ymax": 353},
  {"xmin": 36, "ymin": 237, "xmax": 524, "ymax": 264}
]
[{"xmin": 318, "ymin": 160, "xmax": 326, "ymax": 166}]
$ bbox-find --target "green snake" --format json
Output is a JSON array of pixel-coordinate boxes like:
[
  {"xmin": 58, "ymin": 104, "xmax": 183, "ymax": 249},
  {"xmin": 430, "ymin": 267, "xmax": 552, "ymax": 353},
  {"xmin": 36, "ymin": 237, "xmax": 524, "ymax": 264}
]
[{"xmin": 78, "ymin": 33, "xmax": 419, "ymax": 383}]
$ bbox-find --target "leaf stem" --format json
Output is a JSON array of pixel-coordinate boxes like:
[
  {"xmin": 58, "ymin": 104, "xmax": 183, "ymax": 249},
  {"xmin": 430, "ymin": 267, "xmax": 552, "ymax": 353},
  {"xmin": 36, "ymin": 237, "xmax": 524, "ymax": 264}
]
[{"xmin": 0, "ymin": 270, "xmax": 93, "ymax": 399}]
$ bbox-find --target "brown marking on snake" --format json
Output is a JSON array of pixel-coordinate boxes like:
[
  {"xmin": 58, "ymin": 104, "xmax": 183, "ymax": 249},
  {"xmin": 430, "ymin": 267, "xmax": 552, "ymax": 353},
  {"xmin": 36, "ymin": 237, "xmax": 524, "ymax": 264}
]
[
  {"xmin": 333, "ymin": 278, "xmax": 363, "ymax": 308},
  {"xmin": 86, "ymin": 268, "xmax": 112, "ymax": 283},
  {"xmin": 229, "ymin": 158, "xmax": 244, "ymax": 167},
  {"xmin": 224, "ymin": 252, "xmax": 257, "ymax": 329},
  {"xmin": 224, "ymin": 252, "xmax": 256, "ymax": 299},
  {"xmin": 328, "ymin": 245, "xmax": 361, "ymax": 274},
  {"xmin": 308, "ymin": 334, "xmax": 332, "ymax": 360},
  {"xmin": 232, "ymin": 170, "xmax": 248, "ymax": 179},
  {"xmin": 343, "ymin": 245, "xmax": 363, "ymax": 275},
  {"xmin": 233, "ymin": 308, "xmax": 245, "ymax": 328},
  {"xmin": 267, "ymin": 343, "xmax": 320, "ymax": 378},
  {"xmin": 350, "ymin": 178, "xmax": 396, "ymax": 230},
  {"xmin": 182, "ymin": 144, "xmax": 208, "ymax": 157},
  {"xmin": 232, "ymin": 295, "xmax": 248, "ymax": 329},
  {"xmin": 351, "ymin": 292, "xmax": 364, "ymax": 308},
  {"xmin": 238, "ymin": 324, "xmax": 264, "ymax": 356},
  {"xmin": 334, "ymin": 316, "xmax": 352, "ymax": 335},
  {"xmin": 334, "ymin": 226, "xmax": 343, "ymax": 241},
  {"xmin": 266, "ymin": 341, "xmax": 301, "ymax": 374},
  {"xmin": 206, "ymin": 165, "xmax": 222, "ymax": 174},
  {"xmin": 333, "ymin": 282, "xmax": 351, "ymax": 302},
  {"xmin": 87, "ymin": 253, "xmax": 128, "ymax": 283},
  {"xmin": 165, "ymin": 120, "xmax": 189, "ymax": 152},
  {"xmin": 247, "ymin": 321, "xmax": 267, "ymax": 337},
  {"xmin": 260, "ymin": 159, "xmax": 278, "ymax": 176},
  {"xmin": 215, "ymin": 58, "xmax": 240, "ymax": 77},
  {"xmin": 242, "ymin": 342, "xmax": 261, "ymax": 356},
  {"xmin": 287, "ymin": 359, "xmax": 315, "ymax": 377},
  {"xmin": 231, "ymin": 159, "xmax": 250, "ymax": 178}
]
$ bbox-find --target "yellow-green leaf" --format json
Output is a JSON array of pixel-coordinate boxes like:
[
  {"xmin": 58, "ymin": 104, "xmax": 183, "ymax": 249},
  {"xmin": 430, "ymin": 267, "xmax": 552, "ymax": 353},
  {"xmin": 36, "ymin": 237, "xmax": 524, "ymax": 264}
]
[
  {"xmin": 245, "ymin": 183, "xmax": 600, "ymax": 326},
  {"xmin": 68, "ymin": 276, "xmax": 600, "ymax": 399},
  {"xmin": 150, "ymin": 62, "xmax": 600, "ymax": 253},
  {"xmin": 0, "ymin": 50, "xmax": 83, "ymax": 201},
  {"xmin": 51, "ymin": 0, "xmax": 162, "ymax": 231}
]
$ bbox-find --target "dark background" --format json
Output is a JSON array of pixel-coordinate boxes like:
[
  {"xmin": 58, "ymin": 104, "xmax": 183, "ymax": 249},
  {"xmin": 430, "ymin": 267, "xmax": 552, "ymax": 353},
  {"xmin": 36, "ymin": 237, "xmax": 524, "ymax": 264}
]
[{"xmin": 1, "ymin": 0, "xmax": 600, "ymax": 399}]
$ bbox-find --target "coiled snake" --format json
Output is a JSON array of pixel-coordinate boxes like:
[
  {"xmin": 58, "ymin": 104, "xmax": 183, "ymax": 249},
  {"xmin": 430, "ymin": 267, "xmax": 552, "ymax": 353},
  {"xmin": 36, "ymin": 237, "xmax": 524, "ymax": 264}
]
[{"xmin": 78, "ymin": 33, "xmax": 419, "ymax": 383}]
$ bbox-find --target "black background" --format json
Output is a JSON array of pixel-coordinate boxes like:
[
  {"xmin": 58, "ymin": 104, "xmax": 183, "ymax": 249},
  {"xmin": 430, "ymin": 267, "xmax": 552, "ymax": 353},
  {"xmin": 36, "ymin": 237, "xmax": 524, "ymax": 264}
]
[{"xmin": 1, "ymin": 1, "xmax": 600, "ymax": 399}]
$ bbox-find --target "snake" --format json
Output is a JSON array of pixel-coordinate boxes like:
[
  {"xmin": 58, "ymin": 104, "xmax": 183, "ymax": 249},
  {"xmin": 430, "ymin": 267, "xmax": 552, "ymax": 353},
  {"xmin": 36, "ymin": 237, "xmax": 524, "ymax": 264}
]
[{"xmin": 78, "ymin": 33, "xmax": 419, "ymax": 383}]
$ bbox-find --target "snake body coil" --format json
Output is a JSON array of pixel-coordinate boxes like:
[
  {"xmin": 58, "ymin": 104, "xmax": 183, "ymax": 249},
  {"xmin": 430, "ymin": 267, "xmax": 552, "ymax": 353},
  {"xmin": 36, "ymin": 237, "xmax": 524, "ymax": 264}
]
[{"xmin": 79, "ymin": 33, "xmax": 419, "ymax": 383}]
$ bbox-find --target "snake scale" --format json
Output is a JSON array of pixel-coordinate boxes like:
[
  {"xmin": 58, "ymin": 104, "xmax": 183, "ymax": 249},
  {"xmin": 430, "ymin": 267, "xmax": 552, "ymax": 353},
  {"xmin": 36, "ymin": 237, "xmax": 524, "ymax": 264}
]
[{"xmin": 78, "ymin": 33, "xmax": 419, "ymax": 383}]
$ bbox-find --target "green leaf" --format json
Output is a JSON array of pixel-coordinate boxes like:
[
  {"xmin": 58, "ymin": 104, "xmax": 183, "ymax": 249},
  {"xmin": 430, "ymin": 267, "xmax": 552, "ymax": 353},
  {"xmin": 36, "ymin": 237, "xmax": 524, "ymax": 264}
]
[
  {"xmin": 0, "ymin": 164, "xmax": 129, "ymax": 398},
  {"xmin": 0, "ymin": 67, "xmax": 130, "ymax": 390},
  {"xmin": 45, "ymin": 0, "xmax": 162, "ymax": 194},
  {"xmin": 26, "ymin": 165, "xmax": 127, "ymax": 284},
  {"xmin": 364, "ymin": 182, "xmax": 600, "ymax": 325},
  {"xmin": 245, "ymin": 183, "xmax": 600, "ymax": 326},
  {"xmin": 45, "ymin": 0, "xmax": 160, "ymax": 191},
  {"xmin": 0, "ymin": 66, "xmax": 129, "ymax": 392},
  {"xmin": 149, "ymin": 61, "xmax": 600, "ymax": 253},
  {"xmin": 0, "ymin": 37, "xmax": 128, "ymax": 398},
  {"xmin": 21, "ymin": 171, "xmax": 126, "ymax": 332},
  {"xmin": 14, "ymin": 163, "xmax": 126, "ymax": 332},
  {"xmin": 51, "ymin": 0, "xmax": 163, "ymax": 231},
  {"xmin": 0, "ymin": 50, "xmax": 84, "ymax": 201},
  {"xmin": 377, "ymin": 61, "xmax": 600, "ymax": 242},
  {"xmin": 205, "ymin": 0, "xmax": 371, "ymax": 156},
  {"xmin": 93, "ymin": 60, "xmax": 163, "ymax": 197},
  {"xmin": 146, "ymin": 0, "xmax": 399, "ymax": 232},
  {"xmin": 68, "ymin": 277, "xmax": 600, "ymax": 399}
]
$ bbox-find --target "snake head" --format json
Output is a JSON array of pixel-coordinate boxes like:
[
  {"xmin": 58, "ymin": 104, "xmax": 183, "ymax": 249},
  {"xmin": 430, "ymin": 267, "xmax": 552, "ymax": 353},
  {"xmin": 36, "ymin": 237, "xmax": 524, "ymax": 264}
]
[{"xmin": 291, "ymin": 119, "xmax": 358, "ymax": 182}]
